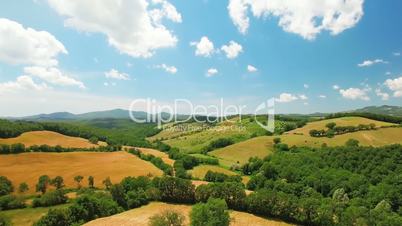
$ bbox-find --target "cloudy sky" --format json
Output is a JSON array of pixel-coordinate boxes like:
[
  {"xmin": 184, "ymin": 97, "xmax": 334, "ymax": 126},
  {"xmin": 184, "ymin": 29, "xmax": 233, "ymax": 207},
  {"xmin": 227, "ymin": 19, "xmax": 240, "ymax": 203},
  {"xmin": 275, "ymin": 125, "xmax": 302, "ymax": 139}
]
[{"xmin": 0, "ymin": 0, "xmax": 401, "ymax": 116}]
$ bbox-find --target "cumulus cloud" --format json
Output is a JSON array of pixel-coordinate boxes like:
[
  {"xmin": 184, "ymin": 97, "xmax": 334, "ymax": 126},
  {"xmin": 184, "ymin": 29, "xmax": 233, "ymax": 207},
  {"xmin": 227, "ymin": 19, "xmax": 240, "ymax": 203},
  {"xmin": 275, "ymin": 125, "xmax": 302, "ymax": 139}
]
[
  {"xmin": 221, "ymin": 41, "xmax": 243, "ymax": 59},
  {"xmin": 247, "ymin": 65, "xmax": 258, "ymax": 72},
  {"xmin": 24, "ymin": 66, "xmax": 85, "ymax": 89},
  {"xmin": 393, "ymin": 52, "xmax": 400, "ymax": 56},
  {"xmin": 319, "ymin": 95, "xmax": 327, "ymax": 98},
  {"xmin": 228, "ymin": 0, "xmax": 364, "ymax": 40},
  {"xmin": 299, "ymin": 94, "xmax": 308, "ymax": 100},
  {"xmin": 384, "ymin": 76, "xmax": 402, "ymax": 97},
  {"xmin": 105, "ymin": 69, "xmax": 130, "ymax": 80},
  {"xmin": 47, "ymin": 0, "xmax": 181, "ymax": 58},
  {"xmin": 303, "ymin": 84, "xmax": 309, "ymax": 89},
  {"xmin": 275, "ymin": 93, "xmax": 298, "ymax": 103},
  {"xmin": 190, "ymin": 36, "xmax": 215, "ymax": 57},
  {"xmin": 358, "ymin": 59, "xmax": 388, "ymax": 67},
  {"xmin": 156, "ymin": 64, "xmax": 177, "ymax": 74},
  {"xmin": 375, "ymin": 89, "xmax": 389, "ymax": 101},
  {"xmin": 206, "ymin": 68, "xmax": 218, "ymax": 77},
  {"xmin": 333, "ymin": 85, "xmax": 340, "ymax": 90},
  {"xmin": 0, "ymin": 75, "xmax": 49, "ymax": 94},
  {"xmin": 339, "ymin": 87, "xmax": 369, "ymax": 101},
  {"xmin": 0, "ymin": 18, "xmax": 67, "ymax": 66}
]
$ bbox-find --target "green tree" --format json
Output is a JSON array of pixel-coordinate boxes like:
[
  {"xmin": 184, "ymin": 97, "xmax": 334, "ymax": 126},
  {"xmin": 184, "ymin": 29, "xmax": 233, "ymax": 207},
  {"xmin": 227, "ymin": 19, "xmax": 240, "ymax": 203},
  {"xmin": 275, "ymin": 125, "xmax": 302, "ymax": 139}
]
[
  {"xmin": 18, "ymin": 182, "xmax": 29, "ymax": 193},
  {"xmin": 89, "ymin": 136, "xmax": 99, "ymax": 144},
  {"xmin": 36, "ymin": 175, "xmax": 50, "ymax": 194},
  {"xmin": 190, "ymin": 198, "xmax": 230, "ymax": 226},
  {"xmin": 345, "ymin": 139, "xmax": 359, "ymax": 147},
  {"xmin": 74, "ymin": 175, "xmax": 84, "ymax": 189},
  {"xmin": 273, "ymin": 137, "xmax": 281, "ymax": 144},
  {"xmin": 50, "ymin": 176, "xmax": 64, "ymax": 189},
  {"xmin": 149, "ymin": 210, "xmax": 185, "ymax": 226},
  {"xmin": 326, "ymin": 122, "xmax": 336, "ymax": 130},
  {"xmin": 34, "ymin": 208, "xmax": 71, "ymax": 226},
  {"xmin": 103, "ymin": 177, "xmax": 112, "ymax": 190},
  {"xmin": 0, "ymin": 176, "xmax": 13, "ymax": 196},
  {"xmin": 88, "ymin": 176, "xmax": 94, "ymax": 188}
]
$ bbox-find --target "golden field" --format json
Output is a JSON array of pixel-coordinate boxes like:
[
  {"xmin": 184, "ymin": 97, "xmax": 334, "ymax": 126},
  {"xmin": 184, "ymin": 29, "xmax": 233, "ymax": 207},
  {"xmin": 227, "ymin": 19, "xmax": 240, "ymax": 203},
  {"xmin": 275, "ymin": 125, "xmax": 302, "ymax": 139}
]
[
  {"xmin": 85, "ymin": 202, "xmax": 293, "ymax": 226},
  {"xmin": 0, "ymin": 151, "xmax": 162, "ymax": 193},
  {"xmin": 0, "ymin": 131, "xmax": 107, "ymax": 148}
]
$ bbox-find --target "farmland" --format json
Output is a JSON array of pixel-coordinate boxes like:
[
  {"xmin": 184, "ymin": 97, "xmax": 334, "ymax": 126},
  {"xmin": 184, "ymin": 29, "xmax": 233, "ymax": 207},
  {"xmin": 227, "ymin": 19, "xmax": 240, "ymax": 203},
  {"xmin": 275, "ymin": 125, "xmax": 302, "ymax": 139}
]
[
  {"xmin": 0, "ymin": 131, "xmax": 106, "ymax": 148},
  {"xmin": 210, "ymin": 117, "xmax": 402, "ymax": 167},
  {"xmin": 84, "ymin": 202, "xmax": 293, "ymax": 226},
  {"xmin": 0, "ymin": 151, "xmax": 162, "ymax": 193},
  {"xmin": 288, "ymin": 116, "xmax": 396, "ymax": 135}
]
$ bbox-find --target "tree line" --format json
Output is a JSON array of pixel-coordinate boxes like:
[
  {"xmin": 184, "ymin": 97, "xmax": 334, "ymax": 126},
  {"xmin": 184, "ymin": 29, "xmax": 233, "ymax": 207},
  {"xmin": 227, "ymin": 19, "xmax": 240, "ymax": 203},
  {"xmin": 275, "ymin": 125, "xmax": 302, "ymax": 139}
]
[
  {"xmin": 308, "ymin": 122, "xmax": 387, "ymax": 138},
  {"xmin": 0, "ymin": 143, "xmax": 122, "ymax": 155}
]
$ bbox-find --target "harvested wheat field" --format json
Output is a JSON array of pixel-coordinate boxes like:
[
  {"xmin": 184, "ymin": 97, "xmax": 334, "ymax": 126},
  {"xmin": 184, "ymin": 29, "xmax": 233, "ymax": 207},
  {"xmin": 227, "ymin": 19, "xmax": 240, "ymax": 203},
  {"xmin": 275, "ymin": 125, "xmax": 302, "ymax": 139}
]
[
  {"xmin": 0, "ymin": 151, "xmax": 162, "ymax": 193},
  {"xmin": 0, "ymin": 131, "xmax": 107, "ymax": 148},
  {"xmin": 85, "ymin": 202, "xmax": 293, "ymax": 226}
]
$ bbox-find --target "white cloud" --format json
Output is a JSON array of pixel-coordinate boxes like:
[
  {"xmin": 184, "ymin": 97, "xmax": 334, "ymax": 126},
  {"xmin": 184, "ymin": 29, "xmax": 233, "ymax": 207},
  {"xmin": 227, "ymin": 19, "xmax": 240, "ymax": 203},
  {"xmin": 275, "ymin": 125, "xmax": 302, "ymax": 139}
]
[
  {"xmin": 247, "ymin": 65, "xmax": 258, "ymax": 72},
  {"xmin": 319, "ymin": 95, "xmax": 327, "ymax": 98},
  {"xmin": 105, "ymin": 69, "xmax": 130, "ymax": 80},
  {"xmin": 221, "ymin": 41, "xmax": 243, "ymax": 59},
  {"xmin": 358, "ymin": 59, "xmax": 388, "ymax": 67},
  {"xmin": 339, "ymin": 87, "xmax": 370, "ymax": 101},
  {"xmin": 333, "ymin": 85, "xmax": 340, "ymax": 90},
  {"xmin": 24, "ymin": 66, "xmax": 85, "ymax": 89},
  {"xmin": 47, "ymin": 0, "xmax": 181, "ymax": 58},
  {"xmin": 190, "ymin": 36, "xmax": 215, "ymax": 57},
  {"xmin": 206, "ymin": 68, "xmax": 218, "ymax": 77},
  {"xmin": 385, "ymin": 71, "xmax": 391, "ymax": 76},
  {"xmin": 375, "ymin": 89, "xmax": 389, "ymax": 101},
  {"xmin": 393, "ymin": 52, "xmax": 400, "ymax": 56},
  {"xmin": 228, "ymin": 0, "xmax": 364, "ymax": 40},
  {"xmin": 384, "ymin": 76, "xmax": 402, "ymax": 97},
  {"xmin": 0, "ymin": 18, "xmax": 67, "ymax": 66},
  {"xmin": 275, "ymin": 93, "xmax": 298, "ymax": 103},
  {"xmin": 156, "ymin": 64, "xmax": 177, "ymax": 74},
  {"xmin": 0, "ymin": 75, "xmax": 49, "ymax": 94},
  {"xmin": 298, "ymin": 94, "xmax": 308, "ymax": 100},
  {"xmin": 303, "ymin": 84, "xmax": 309, "ymax": 89}
]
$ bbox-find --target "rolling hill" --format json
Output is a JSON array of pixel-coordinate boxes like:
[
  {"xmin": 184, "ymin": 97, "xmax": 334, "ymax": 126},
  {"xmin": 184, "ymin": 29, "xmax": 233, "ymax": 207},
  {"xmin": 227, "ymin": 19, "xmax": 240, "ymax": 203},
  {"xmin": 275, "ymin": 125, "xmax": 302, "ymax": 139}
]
[{"xmin": 352, "ymin": 105, "xmax": 402, "ymax": 117}]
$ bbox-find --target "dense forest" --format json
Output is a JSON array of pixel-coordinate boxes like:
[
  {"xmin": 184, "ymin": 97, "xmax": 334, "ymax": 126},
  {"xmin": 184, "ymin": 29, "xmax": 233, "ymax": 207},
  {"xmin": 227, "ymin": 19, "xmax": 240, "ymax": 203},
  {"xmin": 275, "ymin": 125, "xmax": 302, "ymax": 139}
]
[{"xmin": 245, "ymin": 144, "xmax": 402, "ymax": 225}]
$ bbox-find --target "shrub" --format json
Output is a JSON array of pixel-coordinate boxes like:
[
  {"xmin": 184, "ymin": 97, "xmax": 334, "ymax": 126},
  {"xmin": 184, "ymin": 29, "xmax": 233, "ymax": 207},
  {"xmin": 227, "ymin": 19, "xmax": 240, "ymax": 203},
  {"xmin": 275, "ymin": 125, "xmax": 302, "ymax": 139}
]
[
  {"xmin": 0, "ymin": 195, "xmax": 25, "ymax": 210},
  {"xmin": 0, "ymin": 176, "xmax": 13, "ymax": 196},
  {"xmin": 32, "ymin": 190, "xmax": 68, "ymax": 207},
  {"xmin": 190, "ymin": 198, "xmax": 230, "ymax": 226},
  {"xmin": 149, "ymin": 210, "xmax": 185, "ymax": 226},
  {"xmin": 34, "ymin": 209, "xmax": 71, "ymax": 226}
]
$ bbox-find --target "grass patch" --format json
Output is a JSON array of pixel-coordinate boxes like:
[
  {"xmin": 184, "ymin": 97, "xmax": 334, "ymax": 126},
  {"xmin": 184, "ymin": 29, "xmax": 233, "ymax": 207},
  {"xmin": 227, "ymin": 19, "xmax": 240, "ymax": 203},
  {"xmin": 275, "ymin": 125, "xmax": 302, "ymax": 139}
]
[{"xmin": 1, "ymin": 203, "xmax": 71, "ymax": 226}]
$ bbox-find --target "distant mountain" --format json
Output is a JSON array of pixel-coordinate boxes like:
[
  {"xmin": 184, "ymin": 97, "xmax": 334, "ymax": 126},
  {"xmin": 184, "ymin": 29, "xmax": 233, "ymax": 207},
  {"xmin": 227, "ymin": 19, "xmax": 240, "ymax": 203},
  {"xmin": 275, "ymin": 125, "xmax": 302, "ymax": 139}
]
[
  {"xmin": 352, "ymin": 105, "xmax": 402, "ymax": 117},
  {"xmin": 18, "ymin": 109, "xmax": 148, "ymax": 121},
  {"xmin": 15, "ymin": 109, "xmax": 186, "ymax": 122}
]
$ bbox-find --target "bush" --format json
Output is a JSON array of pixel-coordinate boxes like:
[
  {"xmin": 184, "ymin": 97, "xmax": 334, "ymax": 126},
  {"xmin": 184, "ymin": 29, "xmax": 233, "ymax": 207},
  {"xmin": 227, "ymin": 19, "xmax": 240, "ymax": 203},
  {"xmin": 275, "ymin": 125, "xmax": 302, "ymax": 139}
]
[
  {"xmin": 0, "ymin": 176, "xmax": 13, "ymax": 196},
  {"xmin": 32, "ymin": 190, "xmax": 68, "ymax": 207},
  {"xmin": 149, "ymin": 210, "xmax": 185, "ymax": 226},
  {"xmin": 0, "ymin": 215, "xmax": 11, "ymax": 226},
  {"xmin": 34, "ymin": 209, "xmax": 71, "ymax": 226},
  {"xmin": 190, "ymin": 198, "xmax": 230, "ymax": 226},
  {"xmin": 0, "ymin": 195, "xmax": 25, "ymax": 210},
  {"xmin": 202, "ymin": 138, "xmax": 234, "ymax": 153}
]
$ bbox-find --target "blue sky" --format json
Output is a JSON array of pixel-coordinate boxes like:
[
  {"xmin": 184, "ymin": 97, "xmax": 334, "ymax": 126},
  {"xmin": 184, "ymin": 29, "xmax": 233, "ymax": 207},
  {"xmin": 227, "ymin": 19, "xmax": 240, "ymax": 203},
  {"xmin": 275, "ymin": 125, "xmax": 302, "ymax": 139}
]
[{"xmin": 0, "ymin": 0, "xmax": 401, "ymax": 116}]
